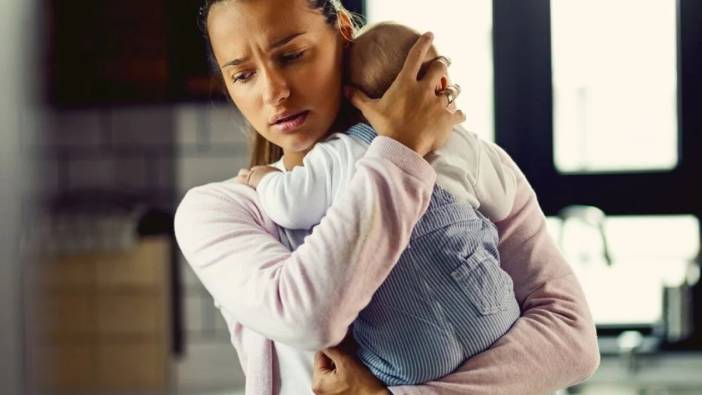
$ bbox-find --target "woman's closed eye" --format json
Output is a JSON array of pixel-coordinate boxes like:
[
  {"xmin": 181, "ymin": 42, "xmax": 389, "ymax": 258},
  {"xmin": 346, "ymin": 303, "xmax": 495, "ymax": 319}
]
[
  {"xmin": 230, "ymin": 50, "xmax": 306, "ymax": 84},
  {"xmin": 279, "ymin": 50, "xmax": 305, "ymax": 64},
  {"xmin": 232, "ymin": 71, "xmax": 255, "ymax": 84}
]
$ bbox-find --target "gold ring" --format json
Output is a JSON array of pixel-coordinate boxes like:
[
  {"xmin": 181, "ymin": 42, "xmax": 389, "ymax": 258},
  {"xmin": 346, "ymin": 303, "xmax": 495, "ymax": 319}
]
[
  {"xmin": 432, "ymin": 56, "xmax": 452, "ymax": 67},
  {"xmin": 437, "ymin": 84, "xmax": 461, "ymax": 106}
]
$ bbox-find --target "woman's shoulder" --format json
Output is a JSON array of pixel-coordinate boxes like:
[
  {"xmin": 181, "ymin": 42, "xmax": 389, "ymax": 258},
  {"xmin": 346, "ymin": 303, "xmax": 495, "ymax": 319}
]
[
  {"xmin": 174, "ymin": 178, "xmax": 282, "ymax": 257},
  {"xmin": 180, "ymin": 177, "xmax": 254, "ymax": 206},
  {"xmin": 173, "ymin": 177, "xmax": 283, "ymax": 271},
  {"xmin": 175, "ymin": 178, "xmax": 275, "ymax": 235}
]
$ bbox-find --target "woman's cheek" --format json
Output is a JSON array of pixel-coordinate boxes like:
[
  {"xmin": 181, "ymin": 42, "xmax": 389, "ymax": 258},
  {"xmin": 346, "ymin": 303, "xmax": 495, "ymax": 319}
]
[{"xmin": 229, "ymin": 82, "xmax": 256, "ymax": 112}]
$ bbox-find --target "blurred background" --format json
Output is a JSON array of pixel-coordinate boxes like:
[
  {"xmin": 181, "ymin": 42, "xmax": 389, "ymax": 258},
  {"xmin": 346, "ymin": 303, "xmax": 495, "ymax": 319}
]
[{"xmin": 1, "ymin": 0, "xmax": 700, "ymax": 394}]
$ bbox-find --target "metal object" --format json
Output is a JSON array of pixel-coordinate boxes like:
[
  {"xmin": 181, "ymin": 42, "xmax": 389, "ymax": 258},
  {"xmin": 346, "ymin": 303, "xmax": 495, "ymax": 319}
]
[
  {"xmin": 617, "ymin": 330, "xmax": 644, "ymax": 373},
  {"xmin": 662, "ymin": 259, "xmax": 699, "ymax": 343},
  {"xmin": 557, "ymin": 205, "xmax": 613, "ymax": 266},
  {"xmin": 437, "ymin": 84, "xmax": 461, "ymax": 107}
]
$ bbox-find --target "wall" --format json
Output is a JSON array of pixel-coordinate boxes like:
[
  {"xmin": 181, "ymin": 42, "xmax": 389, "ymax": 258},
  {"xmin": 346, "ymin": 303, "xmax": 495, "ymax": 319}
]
[
  {"xmin": 0, "ymin": 0, "xmax": 38, "ymax": 394},
  {"xmin": 29, "ymin": 106, "xmax": 176, "ymax": 210},
  {"xmin": 33, "ymin": 102, "xmax": 250, "ymax": 393}
]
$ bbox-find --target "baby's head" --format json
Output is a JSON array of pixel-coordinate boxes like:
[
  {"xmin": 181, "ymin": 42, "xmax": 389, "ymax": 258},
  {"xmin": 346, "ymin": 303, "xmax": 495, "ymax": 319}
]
[{"xmin": 347, "ymin": 22, "xmax": 441, "ymax": 99}]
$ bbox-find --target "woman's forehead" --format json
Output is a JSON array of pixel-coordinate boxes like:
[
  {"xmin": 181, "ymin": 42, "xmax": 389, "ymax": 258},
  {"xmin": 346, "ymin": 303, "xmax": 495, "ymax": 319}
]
[
  {"xmin": 208, "ymin": 0, "xmax": 330, "ymax": 64},
  {"xmin": 209, "ymin": 0, "xmax": 324, "ymax": 41}
]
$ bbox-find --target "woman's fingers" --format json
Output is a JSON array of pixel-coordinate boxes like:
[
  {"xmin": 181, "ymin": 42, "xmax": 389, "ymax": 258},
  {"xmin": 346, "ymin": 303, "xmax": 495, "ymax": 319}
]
[
  {"xmin": 422, "ymin": 58, "xmax": 449, "ymax": 91},
  {"xmin": 398, "ymin": 32, "xmax": 435, "ymax": 81},
  {"xmin": 346, "ymin": 30, "xmax": 464, "ymax": 156},
  {"xmin": 446, "ymin": 100, "xmax": 458, "ymax": 114},
  {"xmin": 344, "ymin": 85, "xmax": 375, "ymax": 117},
  {"xmin": 453, "ymin": 109, "xmax": 467, "ymax": 124}
]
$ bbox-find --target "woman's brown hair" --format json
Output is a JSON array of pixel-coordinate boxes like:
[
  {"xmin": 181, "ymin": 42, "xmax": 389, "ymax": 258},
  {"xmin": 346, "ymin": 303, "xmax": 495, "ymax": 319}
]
[{"xmin": 198, "ymin": 0, "xmax": 362, "ymax": 167}]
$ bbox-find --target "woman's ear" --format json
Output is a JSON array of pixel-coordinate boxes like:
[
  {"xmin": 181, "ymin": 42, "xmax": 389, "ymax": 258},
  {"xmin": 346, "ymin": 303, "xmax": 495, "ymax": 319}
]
[{"xmin": 336, "ymin": 10, "xmax": 353, "ymax": 46}]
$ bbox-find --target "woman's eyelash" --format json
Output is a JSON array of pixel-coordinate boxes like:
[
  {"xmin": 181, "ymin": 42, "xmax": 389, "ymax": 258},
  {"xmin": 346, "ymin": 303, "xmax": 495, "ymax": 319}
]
[
  {"xmin": 232, "ymin": 71, "xmax": 254, "ymax": 84},
  {"xmin": 280, "ymin": 50, "xmax": 305, "ymax": 63},
  {"xmin": 231, "ymin": 50, "xmax": 305, "ymax": 84}
]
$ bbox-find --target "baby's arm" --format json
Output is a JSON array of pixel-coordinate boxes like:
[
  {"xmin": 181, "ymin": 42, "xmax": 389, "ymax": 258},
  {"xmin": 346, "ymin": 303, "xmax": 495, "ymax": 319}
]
[
  {"xmin": 256, "ymin": 134, "xmax": 367, "ymax": 230},
  {"xmin": 430, "ymin": 127, "xmax": 516, "ymax": 222},
  {"xmin": 246, "ymin": 165, "xmax": 281, "ymax": 188},
  {"xmin": 470, "ymin": 131, "xmax": 517, "ymax": 221}
]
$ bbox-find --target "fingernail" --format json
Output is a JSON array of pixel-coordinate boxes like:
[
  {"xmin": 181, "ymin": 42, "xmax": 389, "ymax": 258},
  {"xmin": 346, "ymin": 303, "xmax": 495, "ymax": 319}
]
[{"xmin": 424, "ymin": 31, "xmax": 434, "ymax": 40}]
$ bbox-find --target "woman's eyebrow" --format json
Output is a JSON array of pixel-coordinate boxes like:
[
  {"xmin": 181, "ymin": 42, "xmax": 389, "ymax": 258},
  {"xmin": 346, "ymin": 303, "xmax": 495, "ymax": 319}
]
[
  {"xmin": 220, "ymin": 32, "xmax": 306, "ymax": 69},
  {"xmin": 270, "ymin": 31, "xmax": 306, "ymax": 50}
]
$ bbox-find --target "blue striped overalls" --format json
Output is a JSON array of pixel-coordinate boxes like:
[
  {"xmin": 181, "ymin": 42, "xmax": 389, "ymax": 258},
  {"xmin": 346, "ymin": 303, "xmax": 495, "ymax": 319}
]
[{"xmin": 347, "ymin": 123, "xmax": 521, "ymax": 385}]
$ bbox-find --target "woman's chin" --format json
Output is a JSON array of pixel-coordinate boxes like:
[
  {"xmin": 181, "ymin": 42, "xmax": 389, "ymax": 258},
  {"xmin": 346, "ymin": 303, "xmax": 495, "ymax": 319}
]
[
  {"xmin": 282, "ymin": 131, "xmax": 323, "ymax": 153},
  {"xmin": 285, "ymin": 142, "xmax": 314, "ymax": 156}
]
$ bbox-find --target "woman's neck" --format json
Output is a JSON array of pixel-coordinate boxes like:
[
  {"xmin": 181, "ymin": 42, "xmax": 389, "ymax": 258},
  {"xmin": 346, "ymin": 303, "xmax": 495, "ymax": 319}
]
[
  {"xmin": 282, "ymin": 149, "xmax": 307, "ymax": 170},
  {"xmin": 281, "ymin": 110, "xmax": 355, "ymax": 170}
]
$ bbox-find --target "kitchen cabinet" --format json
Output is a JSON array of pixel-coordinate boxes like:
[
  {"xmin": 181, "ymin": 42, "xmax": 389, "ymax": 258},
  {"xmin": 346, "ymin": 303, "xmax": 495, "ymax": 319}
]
[
  {"xmin": 46, "ymin": 0, "xmax": 218, "ymax": 106},
  {"xmin": 28, "ymin": 237, "xmax": 172, "ymax": 393}
]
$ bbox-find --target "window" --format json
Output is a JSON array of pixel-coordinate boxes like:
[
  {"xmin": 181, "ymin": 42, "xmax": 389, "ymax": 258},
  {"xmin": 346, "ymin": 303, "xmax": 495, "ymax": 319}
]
[
  {"xmin": 365, "ymin": 0, "xmax": 495, "ymax": 141},
  {"xmin": 550, "ymin": 1, "xmax": 678, "ymax": 173},
  {"xmin": 546, "ymin": 215, "xmax": 699, "ymax": 327}
]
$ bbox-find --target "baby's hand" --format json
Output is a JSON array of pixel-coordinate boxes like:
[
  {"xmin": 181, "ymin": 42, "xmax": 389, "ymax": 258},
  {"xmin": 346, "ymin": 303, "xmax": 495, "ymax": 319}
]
[{"xmin": 246, "ymin": 165, "xmax": 281, "ymax": 189}]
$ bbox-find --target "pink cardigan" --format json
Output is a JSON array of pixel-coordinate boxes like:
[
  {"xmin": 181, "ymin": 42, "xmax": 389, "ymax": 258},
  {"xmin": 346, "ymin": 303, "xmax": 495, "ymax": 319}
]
[{"xmin": 174, "ymin": 136, "xmax": 599, "ymax": 395}]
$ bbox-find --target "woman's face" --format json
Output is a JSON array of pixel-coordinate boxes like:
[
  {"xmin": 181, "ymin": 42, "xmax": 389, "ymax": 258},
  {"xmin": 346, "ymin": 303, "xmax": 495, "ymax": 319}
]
[{"xmin": 207, "ymin": 0, "xmax": 345, "ymax": 160}]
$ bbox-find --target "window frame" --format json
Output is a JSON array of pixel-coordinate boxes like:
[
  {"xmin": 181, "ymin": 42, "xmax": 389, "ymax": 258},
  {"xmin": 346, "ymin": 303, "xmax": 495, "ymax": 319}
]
[{"xmin": 492, "ymin": 0, "xmax": 702, "ymax": 349}]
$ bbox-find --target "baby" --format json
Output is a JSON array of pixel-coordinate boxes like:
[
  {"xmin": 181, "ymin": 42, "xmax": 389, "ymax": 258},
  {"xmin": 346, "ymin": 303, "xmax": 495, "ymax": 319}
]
[{"xmin": 245, "ymin": 22, "xmax": 521, "ymax": 386}]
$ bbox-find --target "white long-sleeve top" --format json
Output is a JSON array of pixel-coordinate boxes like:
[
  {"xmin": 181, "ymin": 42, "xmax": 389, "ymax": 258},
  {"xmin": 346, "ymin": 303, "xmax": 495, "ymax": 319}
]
[{"xmin": 257, "ymin": 124, "xmax": 517, "ymax": 230}]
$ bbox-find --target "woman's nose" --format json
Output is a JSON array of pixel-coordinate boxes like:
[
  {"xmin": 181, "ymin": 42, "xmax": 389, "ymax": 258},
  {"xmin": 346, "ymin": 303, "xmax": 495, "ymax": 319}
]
[{"xmin": 262, "ymin": 68, "xmax": 291, "ymax": 105}]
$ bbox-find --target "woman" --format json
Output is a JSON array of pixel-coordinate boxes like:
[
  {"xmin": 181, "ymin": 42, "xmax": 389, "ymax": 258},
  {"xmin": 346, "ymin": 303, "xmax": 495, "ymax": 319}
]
[{"xmin": 174, "ymin": 0, "xmax": 600, "ymax": 394}]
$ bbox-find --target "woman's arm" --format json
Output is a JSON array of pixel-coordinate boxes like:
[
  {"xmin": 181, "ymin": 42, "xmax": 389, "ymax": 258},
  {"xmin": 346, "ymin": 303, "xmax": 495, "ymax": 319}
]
[
  {"xmin": 175, "ymin": 137, "xmax": 436, "ymax": 351},
  {"xmin": 176, "ymin": 32, "xmax": 463, "ymax": 352},
  {"xmin": 389, "ymin": 148, "xmax": 600, "ymax": 395}
]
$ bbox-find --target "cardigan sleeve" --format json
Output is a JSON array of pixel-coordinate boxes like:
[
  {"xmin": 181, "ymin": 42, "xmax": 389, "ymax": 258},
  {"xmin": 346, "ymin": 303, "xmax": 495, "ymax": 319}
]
[
  {"xmin": 389, "ymin": 147, "xmax": 600, "ymax": 395},
  {"xmin": 174, "ymin": 136, "xmax": 436, "ymax": 351}
]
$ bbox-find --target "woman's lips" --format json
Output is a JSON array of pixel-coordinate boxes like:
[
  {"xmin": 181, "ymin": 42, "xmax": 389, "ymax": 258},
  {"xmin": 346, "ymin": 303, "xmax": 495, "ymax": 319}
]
[{"xmin": 272, "ymin": 110, "xmax": 309, "ymax": 133}]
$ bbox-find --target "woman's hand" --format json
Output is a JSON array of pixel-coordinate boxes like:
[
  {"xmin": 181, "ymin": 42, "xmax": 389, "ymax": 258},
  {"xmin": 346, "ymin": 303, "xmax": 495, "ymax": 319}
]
[
  {"xmin": 345, "ymin": 32, "xmax": 466, "ymax": 157},
  {"xmin": 312, "ymin": 345, "xmax": 390, "ymax": 395}
]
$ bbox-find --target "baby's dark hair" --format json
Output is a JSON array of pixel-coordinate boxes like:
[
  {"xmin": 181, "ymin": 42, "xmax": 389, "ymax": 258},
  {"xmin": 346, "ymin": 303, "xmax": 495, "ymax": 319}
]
[{"xmin": 348, "ymin": 22, "xmax": 437, "ymax": 99}]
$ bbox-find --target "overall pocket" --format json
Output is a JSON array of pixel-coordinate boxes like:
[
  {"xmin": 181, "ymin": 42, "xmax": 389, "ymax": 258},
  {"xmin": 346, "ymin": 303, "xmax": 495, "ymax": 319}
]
[{"xmin": 450, "ymin": 249, "xmax": 513, "ymax": 316}]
